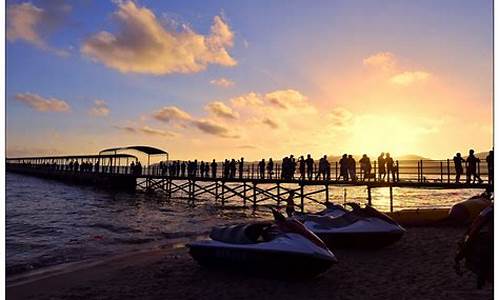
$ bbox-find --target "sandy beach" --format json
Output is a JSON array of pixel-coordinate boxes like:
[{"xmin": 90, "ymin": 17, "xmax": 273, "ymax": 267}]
[{"xmin": 6, "ymin": 226, "xmax": 492, "ymax": 300}]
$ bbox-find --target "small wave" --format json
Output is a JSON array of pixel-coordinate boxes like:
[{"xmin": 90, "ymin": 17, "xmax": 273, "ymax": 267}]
[{"xmin": 83, "ymin": 223, "xmax": 142, "ymax": 234}]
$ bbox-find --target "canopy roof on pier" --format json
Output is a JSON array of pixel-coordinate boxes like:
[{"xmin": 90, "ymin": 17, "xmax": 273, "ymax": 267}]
[{"xmin": 99, "ymin": 146, "xmax": 167, "ymax": 156}]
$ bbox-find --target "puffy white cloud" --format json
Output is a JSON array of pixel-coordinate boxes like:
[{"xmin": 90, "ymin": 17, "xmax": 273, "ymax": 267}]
[
  {"xmin": 205, "ymin": 101, "xmax": 239, "ymax": 119},
  {"xmin": 390, "ymin": 71, "xmax": 430, "ymax": 86},
  {"xmin": 81, "ymin": 1, "xmax": 236, "ymax": 75},
  {"xmin": 192, "ymin": 119, "xmax": 239, "ymax": 138},
  {"xmin": 363, "ymin": 52, "xmax": 396, "ymax": 70},
  {"xmin": 364, "ymin": 52, "xmax": 431, "ymax": 86},
  {"xmin": 230, "ymin": 92, "xmax": 264, "ymax": 107},
  {"xmin": 210, "ymin": 77, "xmax": 235, "ymax": 87},
  {"xmin": 264, "ymin": 89, "xmax": 308, "ymax": 109},
  {"xmin": 153, "ymin": 106, "xmax": 192, "ymax": 122},
  {"xmin": 15, "ymin": 92, "xmax": 70, "ymax": 112},
  {"xmin": 7, "ymin": 1, "xmax": 71, "ymax": 55},
  {"xmin": 89, "ymin": 100, "xmax": 110, "ymax": 117}
]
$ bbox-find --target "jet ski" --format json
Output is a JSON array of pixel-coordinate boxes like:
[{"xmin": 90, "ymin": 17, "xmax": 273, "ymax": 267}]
[
  {"xmin": 454, "ymin": 204, "xmax": 493, "ymax": 288},
  {"xmin": 188, "ymin": 209, "xmax": 337, "ymax": 278},
  {"xmin": 295, "ymin": 203, "xmax": 406, "ymax": 249}
]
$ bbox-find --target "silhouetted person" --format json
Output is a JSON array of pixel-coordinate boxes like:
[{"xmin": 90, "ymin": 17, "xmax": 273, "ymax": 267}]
[
  {"xmin": 211, "ymin": 159, "xmax": 217, "ymax": 178},
  {"xmin": 453, "ymin": 153, "xmax": 465, "ymax": 183},
  {"xmin": 324, "ymin": 156, "xmax": 331, "ymax": 180},
  {"xmin": 267, "ymin": 158, "xmax": 274, "ymax": 179},
  {"xmin": 238, "ymin": 158, "xmax": 244, "ymax": 178},
  {"xmin": 359, "ymin": 154, "xmax": 371, "ymax": 181},
  {"xmin": 378, "ymin": 153, "xmax": 386, "ymax": 181},
  {"xmin": 306, "ymin": 154, "xmax": 314, "ymax": 180},
  {"xmin": 230, "ymin": 159, "xmax": 236, "ymax": 178},
  {"xmin": 181, "ymin": 161, "xmax": 186, "ymax": 177},
  {"xmin": 299, "ymin": 156, "xmax": 306, "ymax": 180},
  {"xmin": 130, "ymin": 161, "xmax": 135, "ymax": 175},
  {"xmin": 466, "ymin": 149, "xmax": 482, "ymax": 184},
  {"xmin": 285, "ymin": 191, "xmax": 296, "ymax": 217},
  {"xmin": 386, "ymin": 153, "xmax": 395, "ymax": 182},
  {"xmin": 316, "ymin": 156, "xmax": 325, "ymax": 180},
  {"xmin": 486, "ymin": 149, "xmax": 493, "ymax": 185},
  {"xmin": 339, "ymin": 154, "xmax": 348, "ymax": 181},
  {"xmin": 258, "ymin": 159, "xmax": 266, "ymax": 179},
  {"xmin": 347, "ymin": 155, "xmax": 356, "ymax": 181}
]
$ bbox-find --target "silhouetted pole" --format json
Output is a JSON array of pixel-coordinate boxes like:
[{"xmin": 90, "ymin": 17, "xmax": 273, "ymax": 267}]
[
  {"xmin": 396, "ymin": 160, "xmax": 399, "ymax": 182},
  {"xmin": 447, "ymin": 159, "xmax": 450, "ymax": 183},
  {"xmin": 440, "ymin": 161, "xmax": 443, "ymax": 182},
  {"xmin": 335, "ymin": 162, "xmax": 338, "ymax": 181},
  {"xmin": 300, "ymin": 183, "xmax": 304, "ymax": 212},
  {"xmin": 367, "ymin": 186, "xmax": 372, "ymax": 206},
  {"xmin": 389, "ymin": 186, "xmax": 394, "ymax": 212}
]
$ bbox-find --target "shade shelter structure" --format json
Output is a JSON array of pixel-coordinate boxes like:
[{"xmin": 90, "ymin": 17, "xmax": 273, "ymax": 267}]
[{"xmin": 98, "ymin": 146, "xmax": 168, "ymax": 167}]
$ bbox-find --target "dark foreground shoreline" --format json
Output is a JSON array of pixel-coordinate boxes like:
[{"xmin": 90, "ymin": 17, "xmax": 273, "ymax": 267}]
[{"xmin": 7, "ymin": 226, "xmax": 493, "ymax": 300}]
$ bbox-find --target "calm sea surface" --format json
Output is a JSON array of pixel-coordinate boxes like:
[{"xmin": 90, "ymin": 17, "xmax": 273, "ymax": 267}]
[{"xmin": 6, "ymin": 172, "xmax": 481, "ymax": 276}]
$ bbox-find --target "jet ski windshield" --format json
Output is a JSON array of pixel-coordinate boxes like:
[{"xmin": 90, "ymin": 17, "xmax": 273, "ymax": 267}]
[{"xmin": 209, "ymin": 222, "xmax": 273, "ymax": 244}]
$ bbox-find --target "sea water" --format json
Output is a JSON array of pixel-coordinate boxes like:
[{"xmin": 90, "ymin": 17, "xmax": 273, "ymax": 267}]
[{"xmin": 6, "ymin": 172, "xmax": 480, "ymax": 276}]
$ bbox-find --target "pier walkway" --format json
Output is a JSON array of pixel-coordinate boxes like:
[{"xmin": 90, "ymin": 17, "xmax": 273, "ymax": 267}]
[{"xmin": 6, "ymin": 146, "xmax": 492, "ymax": 212}]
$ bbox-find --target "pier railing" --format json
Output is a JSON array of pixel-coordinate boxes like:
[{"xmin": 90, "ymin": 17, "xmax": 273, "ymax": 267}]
[{"xmin": 6, "ymin": 158, "xmax": 491, "ymax": 185}]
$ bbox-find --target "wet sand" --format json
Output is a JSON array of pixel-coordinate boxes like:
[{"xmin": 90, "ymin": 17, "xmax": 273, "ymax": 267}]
[{"xmin": 7, "ymin": 226, "xmax": 493, "ymax": 300}]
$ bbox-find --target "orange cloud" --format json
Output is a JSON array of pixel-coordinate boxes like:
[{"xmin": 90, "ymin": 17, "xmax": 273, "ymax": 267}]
[
  {"xmin": 205, "ymin": 101, "xmax": 239, "ymax": 119},
  {"xmin": 15, "ymin": 92, "xmax": 70, "ymax": 112},
  {"xmin": 192, "ymin": 119, "xmax": 239, "ymax": 138},
  {"xmin": 153, "ymin": 106, "xmax": 192, "ymax": 123},
  {"xmin": 390, "ymin": 71, "xmax": 430, "ymax": 86},
  {"xmin": 265, "ymin": 89, "xmax": 309, "ymax": 109},
  {"xmin": 81, "ymin": 1, "xmax": 236, "ymax": 75}
]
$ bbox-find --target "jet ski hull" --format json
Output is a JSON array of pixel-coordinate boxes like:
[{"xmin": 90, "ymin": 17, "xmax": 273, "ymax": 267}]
[
  {"xmin": 188, "ymin": 244, "xmax": 334, "ymax": 278},
  {"xmin": 316, "ymin": 230, "xmax": 404, "ymax": 249}
]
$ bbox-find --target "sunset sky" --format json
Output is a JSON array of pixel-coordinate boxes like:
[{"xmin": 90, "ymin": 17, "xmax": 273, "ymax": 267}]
[{"xmin": 6, "ymin": 0, "xmax": 493, "ymax": 160}]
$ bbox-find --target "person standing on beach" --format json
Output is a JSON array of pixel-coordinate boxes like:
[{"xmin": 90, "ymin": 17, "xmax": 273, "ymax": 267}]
[
  {"xmin": 486, "ymin": 149, "xmax": 493, "ymax": 185},
  {"xmin": 453, "ymin": 153, "xmax": 465, "ymax": 183},
  {"xmin": 285, "ymin": 191, "xmax": 296, "ymax": 217},
  {"xmin": 306, "ymin": 154, "xmax": 314, "ymax": 180},
  {"xmin": 378, "ymin": 153, "xmax": 386, "ymax": 181},
  {"xmin": 466, "ymin": 149, "xmax": 482, "ymax": 183}
]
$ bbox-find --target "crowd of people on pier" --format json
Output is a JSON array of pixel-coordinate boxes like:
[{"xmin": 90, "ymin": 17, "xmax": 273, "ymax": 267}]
[
  {"xmin": 7, "ymin": 148, "xmax": 494, "ymax": 185},
  {"xmin": 453, "ymin": 149, "xmax": 493, "ymax": 184}
]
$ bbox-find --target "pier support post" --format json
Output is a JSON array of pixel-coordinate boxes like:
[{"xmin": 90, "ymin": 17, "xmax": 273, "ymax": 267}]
[
  {"xmin": 215, "ymin": 181, "xmax": 219, "ymax": 203},
  {"xmin": 325, "ymin": 184, "xmax": 329, "ymax": 203},
  {"xmin": 243, "ymin": 182, "xmax": 247, "ymax": 208},
  {"xmin": 252, "ymin": 182, "xmax": 257, "ymax": 211},
  {"xmin": 447, "ymin": 159, "xmax": 450, "ymax": 183},
  {"xmin": 300, "ymin": 183, "xmax": 304, "ymax": 213},
  {"xmin": 367, "ymin": 186, "xmax": 372, "ymax": 206},
  {"xmin": 389, "ymin": 185, "xmax": 393, "ymax": 212},
  {"xmin": 277, "ymin": 183, "xmax": 281, "ymax": 208},
  {"xmin": 221, "ymin": 181, "xmax": 225, "ymax": 207}
]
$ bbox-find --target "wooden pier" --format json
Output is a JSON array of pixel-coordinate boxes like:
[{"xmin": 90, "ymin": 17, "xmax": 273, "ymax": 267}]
[{"xmin": 6, "ymin": 146, "xmax": 492, "ymax": 212}]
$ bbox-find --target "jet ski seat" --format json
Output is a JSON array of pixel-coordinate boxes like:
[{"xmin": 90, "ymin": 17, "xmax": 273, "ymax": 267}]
[{"xmin": 209, "ymin": 222, "xmax": 273, "ymax": 244}]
